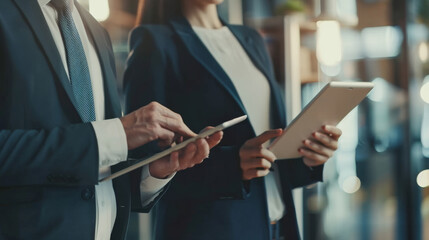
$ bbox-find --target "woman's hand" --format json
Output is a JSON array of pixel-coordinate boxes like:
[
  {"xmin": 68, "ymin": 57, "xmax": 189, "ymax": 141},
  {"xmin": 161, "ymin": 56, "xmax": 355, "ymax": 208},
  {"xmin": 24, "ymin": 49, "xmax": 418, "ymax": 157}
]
[
  {"xmin": 239, "ymin": 129, "xmax": 283, "ymax": 180},
  {"xmin": 299, "ymin": 125, "xmax": 342, "ymax": 167},
  {"xmin": 149, "ymin": 127, "xmax": 223, "ymax": 179}
]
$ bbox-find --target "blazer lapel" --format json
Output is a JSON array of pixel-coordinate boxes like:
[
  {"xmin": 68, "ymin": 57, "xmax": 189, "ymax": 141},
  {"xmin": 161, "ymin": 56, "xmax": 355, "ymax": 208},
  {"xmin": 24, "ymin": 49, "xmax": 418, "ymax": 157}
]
[
  {"xmin": 13, "ymin": 0, "xmax": 82, "ymax": 121},
  {"xmin": 75, "ymin": 3, "xmax": 122, "ymax": 119},
  {"xmin": 227, "ymin": 25, "xmax": 287, "ymax": 129},
  {"xmin": 169, "ymin": 18, "xmax": 248, "ymax": 116}
]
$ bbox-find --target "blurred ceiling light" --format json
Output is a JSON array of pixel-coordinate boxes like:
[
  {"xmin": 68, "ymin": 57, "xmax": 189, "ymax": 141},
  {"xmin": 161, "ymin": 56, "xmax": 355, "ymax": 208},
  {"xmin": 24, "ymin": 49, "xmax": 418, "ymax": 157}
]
[
  {"xmin": 336, "ymin": 0, "xmax": 358, "ymax": 26},
  {"xmin": 320, "ymin": 63, "xmax": 341, "ymax": 77},
  {"xmin": 368, "ymin": 78, "xmax": 388, "ymax": 102},
  {"xmin": 341, "ymin": 29, "xmax": 364, "ymax": 60},
  {"xmin": 314, "ymin": 0, "xmax": 358, "ymax": 26},
  {"xmin": 89, "ymin": 0, "xmax": 110, "ymax": 22},
  {"xmin": 420, "ymin": 76, "xmax": 429, "ymax": 104},
  {"xmin": 341, "ymin": 175, "xmax": 361, "ymax": 194},
  {"xmin": 419, "ymin": 42, "xmax": 429, "ymax": 62},
  {"xmin": 416, "ymin": 169, "xmax": 429, "ymax": 188},
  {"xmin": 316, "ymin": 20, "xmax": 342, "ymax": 67},
  {"xmin": 361, "ymin": 26, "xmax": 403, "ymax": 59}
]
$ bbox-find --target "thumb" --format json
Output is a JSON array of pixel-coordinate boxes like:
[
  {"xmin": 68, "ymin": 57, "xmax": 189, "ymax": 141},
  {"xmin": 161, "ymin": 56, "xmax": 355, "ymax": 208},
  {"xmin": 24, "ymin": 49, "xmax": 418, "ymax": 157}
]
[{"xmin": 246, "ymin": 129, "xmax": 282, "ymax": 146}]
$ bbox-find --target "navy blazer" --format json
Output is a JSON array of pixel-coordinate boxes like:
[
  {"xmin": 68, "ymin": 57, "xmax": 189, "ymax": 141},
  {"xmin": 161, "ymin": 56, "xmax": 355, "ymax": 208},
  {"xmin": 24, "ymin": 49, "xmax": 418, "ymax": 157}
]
[
  {"xmin": 0, "ymin": 1, "xmax": 155, "ymax": 239},
  {"xmin": 124, "ymin": 17, "xmax": 324, "ymax": 240}
]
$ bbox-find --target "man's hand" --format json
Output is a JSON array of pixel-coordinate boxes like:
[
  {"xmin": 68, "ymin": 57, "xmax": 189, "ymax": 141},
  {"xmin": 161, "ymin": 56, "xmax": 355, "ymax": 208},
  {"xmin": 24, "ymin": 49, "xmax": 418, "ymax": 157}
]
[
  {"xmin": 239, "ymin": 129, "xmax": 283, "ymax": 180},
  {"xmin": 299, "ymin": 125, "xmax": 342, "ymax": 167},
  {"xmin": 120, "ymin": 102, "xmax": 196, "ymax": 150},
  {"xmin": 149, "ymin": 127, "xmax": 223, "ymax": 179}
]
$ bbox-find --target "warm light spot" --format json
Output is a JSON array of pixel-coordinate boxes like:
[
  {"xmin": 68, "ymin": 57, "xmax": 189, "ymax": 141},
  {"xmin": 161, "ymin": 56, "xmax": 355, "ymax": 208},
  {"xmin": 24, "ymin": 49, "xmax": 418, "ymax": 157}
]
[
  {"xmin": 89, "ymin": 0, "xmax": 110, "ymax": 22},
  {"xmin": 417, "ymin": 169, "xmax": 429, "ymax": 188},
  {"xmin": 419, "ymin": 42, "xmax": 429, "ymax": 62},
  {"xmin": 421, "ymin": 77, "xmax": 429, "ymax": 104},
  {"xmin": 341, "ymin": 176, "xmax": 361, "ymax": 194},
  {"xmin": 317, "ymin": 21, "xmax": 342, "ymax": 68}
]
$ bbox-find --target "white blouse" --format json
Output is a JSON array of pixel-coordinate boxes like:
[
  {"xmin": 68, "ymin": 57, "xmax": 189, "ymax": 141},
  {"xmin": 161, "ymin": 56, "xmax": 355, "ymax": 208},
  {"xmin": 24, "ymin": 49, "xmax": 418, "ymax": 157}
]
[{"xmin": 193, "ymin": 26, "xmax": 286, "ymax": 222}]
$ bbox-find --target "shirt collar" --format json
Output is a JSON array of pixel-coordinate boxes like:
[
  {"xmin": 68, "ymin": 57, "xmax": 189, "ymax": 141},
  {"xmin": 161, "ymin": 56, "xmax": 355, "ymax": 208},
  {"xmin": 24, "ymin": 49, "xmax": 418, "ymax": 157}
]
[
  {"xmin": 38, "ymin": 0, "xmax": 75, "ymax": 10},
  {"xmin": 38, "ymin": 0, "xmax": 51, "ymax": 6}
]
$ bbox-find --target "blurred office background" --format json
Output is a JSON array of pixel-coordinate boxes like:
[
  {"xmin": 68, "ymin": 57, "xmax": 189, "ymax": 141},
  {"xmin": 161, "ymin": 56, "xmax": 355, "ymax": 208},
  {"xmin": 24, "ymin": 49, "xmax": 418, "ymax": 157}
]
[{"xmin": 76, "ymin": 0, "xmax": 429, "ymax": 239}]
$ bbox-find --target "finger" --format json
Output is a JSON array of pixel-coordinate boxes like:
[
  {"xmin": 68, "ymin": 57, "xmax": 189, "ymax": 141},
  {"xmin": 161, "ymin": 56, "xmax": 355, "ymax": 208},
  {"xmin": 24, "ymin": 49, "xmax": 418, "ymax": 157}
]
[
  {"xmin": 246, "ymin": 129, "xmax": 283, "ymax": 146},
  {"xmin": 322, "ymin": 125, "xmax": 342, "ymax": 140},
  {"xmin": 298, "ymin": 148, "xmax": 329, "ymax": 167},
  {"xmin": 242, "ymin": 147, "xmax": 277, "ymax": 162},
  {"xmin": 169, "ymin": 151, "xmax": 180, "ymax": 168},
  {"xmin": 159, "ymin": 115, "xmax": 197, "ymax": 138},
  {"xmin": 206, "ymin": 131, "xmax": 223, "ymax": 149},
  {"xmin": 199, "ymin": 126, "xmax": 223, "ymax": 148},
  {"xmin": 154, "ymin": 127, "xmax": 176, "ymax": 146},
  {"xmin": 192, "ymin": 139, "xmax": 209, "ymax": 164},
  {"xmin": 246, "ymin": 158, "xmax": 272, "ymax": 169},
  {"xmin": 179, "ymin": 142, "xmax": 197, "ymax": 164},
  {"xmin": 243, "ymin": 169, "xmax": 270, "ymax": 180},
  {"xmin": 174, "ymin": 135, "xmax": 184, "ymax": 144},
  {"xmin": 147, "ymin": 102, "xmax": 195, "ymax": 138},
  {"xmin": 312, "ymin": 132, "xmax": 338, "ymax": 150},
  {"xmin": 302, "ymin": 139, "xmax": 334, "ymax": 158}
]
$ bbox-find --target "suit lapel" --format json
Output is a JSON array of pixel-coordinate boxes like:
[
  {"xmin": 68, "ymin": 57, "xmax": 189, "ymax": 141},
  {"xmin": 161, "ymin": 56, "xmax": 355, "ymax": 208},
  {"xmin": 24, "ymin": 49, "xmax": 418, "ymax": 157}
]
[
  {"xmin": 75, "ymin": 3, "xmax": 122, "ymax": 119},
  {"xmin": 169, "ymin": 18, "xmax": 248, "ymax": 116},
  {"xmin": 170, "ymin": 17, "xmax": 286, "ymax": 129},
  {"xmin": 13, "ymin": 0, "xmax": 82, "ymax": 121}
]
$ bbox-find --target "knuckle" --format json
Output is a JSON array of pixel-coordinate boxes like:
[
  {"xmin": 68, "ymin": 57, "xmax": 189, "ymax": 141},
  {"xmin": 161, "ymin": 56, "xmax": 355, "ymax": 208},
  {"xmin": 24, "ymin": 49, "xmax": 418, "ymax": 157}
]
[{"xmin": 147, "ymin": 113, "xmax": 157, "ymax": 122}]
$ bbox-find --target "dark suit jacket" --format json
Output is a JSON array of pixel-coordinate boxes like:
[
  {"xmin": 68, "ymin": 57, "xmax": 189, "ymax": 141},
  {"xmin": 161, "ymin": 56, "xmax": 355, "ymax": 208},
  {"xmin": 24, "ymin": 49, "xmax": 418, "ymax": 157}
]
[
  {"xmin": 124, "ymin": 17, "xmax": 324, "ymax": 240},
  {"xmin": 0, "ymin": 1, "xmax": 154, "ymax": 239}
]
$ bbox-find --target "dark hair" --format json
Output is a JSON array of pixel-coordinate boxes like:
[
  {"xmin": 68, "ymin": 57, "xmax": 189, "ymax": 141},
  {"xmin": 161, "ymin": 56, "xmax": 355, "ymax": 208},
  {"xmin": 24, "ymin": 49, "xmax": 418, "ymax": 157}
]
[{"xmin": 135, "ymin": 0, "xmax": 183, "ymax": 26}]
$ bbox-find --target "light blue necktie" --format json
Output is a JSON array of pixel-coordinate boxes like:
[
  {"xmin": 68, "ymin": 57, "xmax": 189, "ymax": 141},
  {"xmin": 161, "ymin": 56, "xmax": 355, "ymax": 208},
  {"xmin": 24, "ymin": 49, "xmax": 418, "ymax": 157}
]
[{"xmin": 51, "ymin": 0, "xmax": 96, "ymax": 122}]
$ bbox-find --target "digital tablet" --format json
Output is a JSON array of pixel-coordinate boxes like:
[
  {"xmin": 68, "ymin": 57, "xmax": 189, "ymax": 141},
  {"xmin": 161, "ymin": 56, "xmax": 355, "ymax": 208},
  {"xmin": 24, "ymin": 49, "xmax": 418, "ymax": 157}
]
[
  {"xmin": 100, "ymin": 115, "xmax": 248, "ymax": 182},
  {"xmin": 269, "ymin": 81, "xmax": 374, "ymax": 159}
]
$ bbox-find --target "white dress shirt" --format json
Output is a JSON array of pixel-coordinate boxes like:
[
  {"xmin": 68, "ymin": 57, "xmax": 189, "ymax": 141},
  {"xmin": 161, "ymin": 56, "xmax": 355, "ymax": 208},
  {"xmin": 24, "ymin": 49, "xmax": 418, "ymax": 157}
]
[
  {"xmin": 38, "ymin": 1, "xmax": 172, "ymax": 239},
  {"xmin": 193, "ymin": 26, "xmax": 286, "ymax": 222}
]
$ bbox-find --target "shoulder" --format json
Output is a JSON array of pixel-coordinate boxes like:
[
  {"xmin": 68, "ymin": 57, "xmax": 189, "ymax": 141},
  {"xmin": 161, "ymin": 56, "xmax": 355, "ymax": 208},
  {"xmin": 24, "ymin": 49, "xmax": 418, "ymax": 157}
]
[{"xmin": 129, "ymin": 24, "xmax": 175, "ymax": 51}]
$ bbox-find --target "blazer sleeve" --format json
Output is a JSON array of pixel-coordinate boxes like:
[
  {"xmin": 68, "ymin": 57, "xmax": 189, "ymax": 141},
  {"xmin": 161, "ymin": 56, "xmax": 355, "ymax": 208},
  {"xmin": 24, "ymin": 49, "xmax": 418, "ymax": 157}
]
[
  {"xmin": 277, "ymin": 158, "xmax": 324, "ymax": 189},
  {"xmin": 124, "ymin": 26, "xmax": 248, "ymax": 201},
  {"xmin": 0, "ymin": 123, "xmax": 99, "ymax": 187}
]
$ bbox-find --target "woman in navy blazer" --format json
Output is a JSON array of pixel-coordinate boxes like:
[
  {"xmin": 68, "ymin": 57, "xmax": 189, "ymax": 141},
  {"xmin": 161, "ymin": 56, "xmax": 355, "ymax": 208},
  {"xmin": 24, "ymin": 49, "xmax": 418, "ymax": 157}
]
[{"xmin": 124, "ymin": 0, "xmax": 342, "ymax": 239}]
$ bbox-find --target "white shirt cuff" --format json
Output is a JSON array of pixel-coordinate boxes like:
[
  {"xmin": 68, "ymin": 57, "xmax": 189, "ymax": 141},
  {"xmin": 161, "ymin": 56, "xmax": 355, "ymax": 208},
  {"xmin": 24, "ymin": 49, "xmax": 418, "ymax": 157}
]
[
  {"xmin": 91, "ymin": 118, "xmax": 128, "ymax": 167},
  {"xmin": 140, "ymin": 165, "xmax": 175, "ymax": 206}
]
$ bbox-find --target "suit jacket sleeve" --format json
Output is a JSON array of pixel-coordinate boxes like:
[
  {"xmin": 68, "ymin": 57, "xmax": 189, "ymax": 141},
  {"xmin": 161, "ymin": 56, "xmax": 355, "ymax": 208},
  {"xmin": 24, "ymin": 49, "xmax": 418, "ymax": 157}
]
[
  {"xmin": 0, "ymin": 124, "xmax": 99, "ymax": 187},
  {"xmin": 124, "ymin": 26, "xmax": 248, "ymax": 201},
  {"xmin": 277, "ymin": 158, "xmax": 324, "ymax": 189}
]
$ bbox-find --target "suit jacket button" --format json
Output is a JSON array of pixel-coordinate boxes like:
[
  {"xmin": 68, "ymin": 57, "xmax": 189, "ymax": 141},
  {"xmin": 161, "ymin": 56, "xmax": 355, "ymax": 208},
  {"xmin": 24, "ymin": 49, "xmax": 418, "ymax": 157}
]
[{"xmin": 81, "ymin": 187, "xmax": 94, "ymax": 200}]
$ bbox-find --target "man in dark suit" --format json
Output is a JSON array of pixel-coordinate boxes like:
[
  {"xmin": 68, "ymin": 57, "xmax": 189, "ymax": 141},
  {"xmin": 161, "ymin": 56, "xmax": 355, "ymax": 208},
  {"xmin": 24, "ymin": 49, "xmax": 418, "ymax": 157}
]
[{"xmin": 0, "ymin": 0, "xmax": 222, "ymax": 239}]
